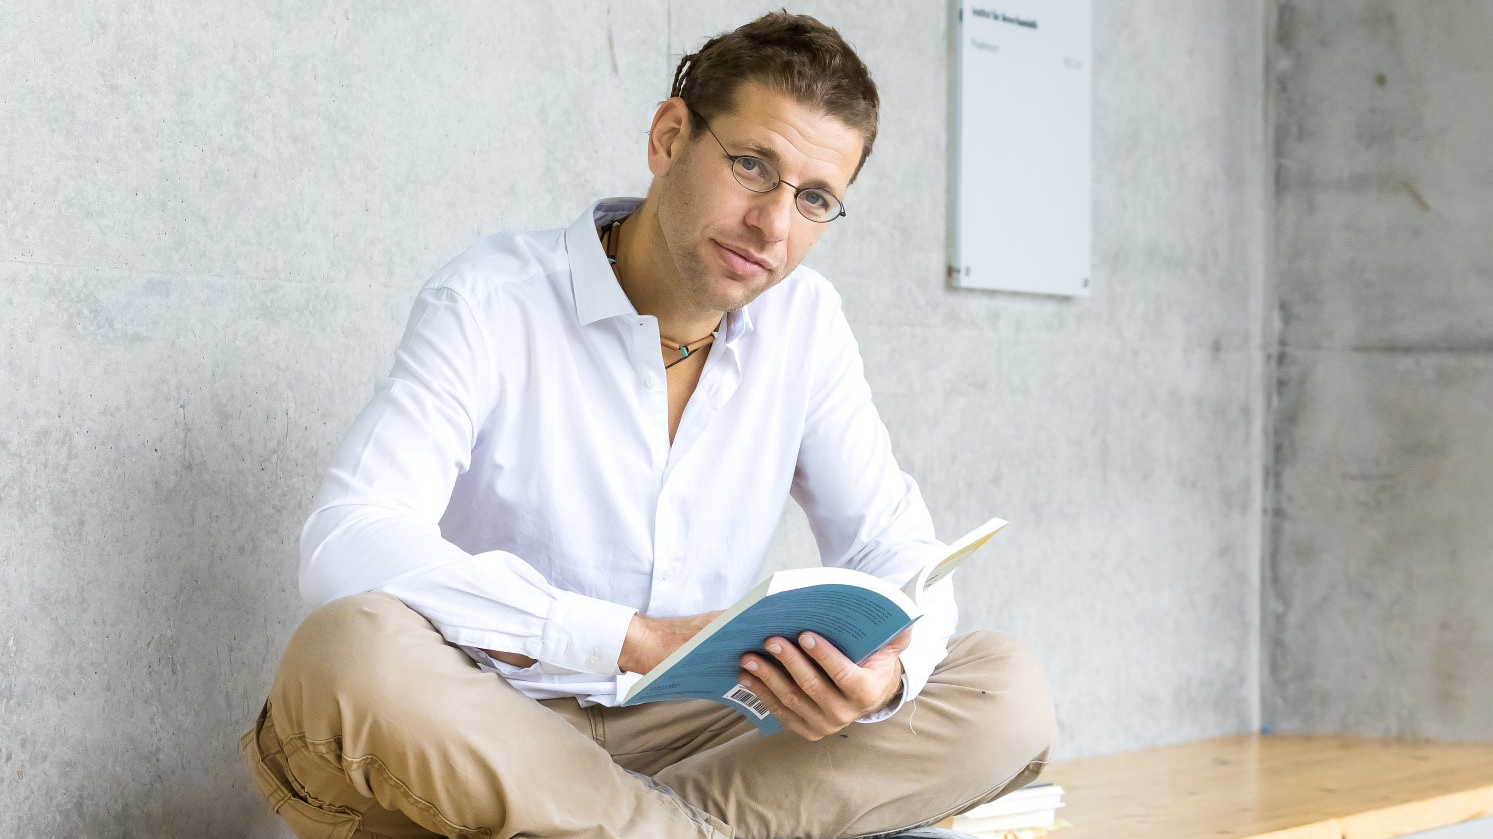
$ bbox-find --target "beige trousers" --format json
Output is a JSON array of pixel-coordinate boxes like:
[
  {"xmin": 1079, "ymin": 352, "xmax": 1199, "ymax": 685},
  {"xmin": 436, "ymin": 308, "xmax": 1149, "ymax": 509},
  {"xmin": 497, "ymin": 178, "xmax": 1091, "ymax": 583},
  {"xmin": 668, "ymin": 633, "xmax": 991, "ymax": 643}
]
[{"xmin": 242, "ymin": 593, "xmax": 1055, "ymax": 839}]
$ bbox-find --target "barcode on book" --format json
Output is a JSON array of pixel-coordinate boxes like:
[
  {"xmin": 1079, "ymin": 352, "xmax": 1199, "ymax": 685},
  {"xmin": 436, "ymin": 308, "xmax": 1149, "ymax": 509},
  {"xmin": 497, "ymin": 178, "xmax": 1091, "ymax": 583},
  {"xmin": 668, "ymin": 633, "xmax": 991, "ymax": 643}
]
[{"xmin": 724, "ymin": 683, "xmax": 771, "ymax": 720}]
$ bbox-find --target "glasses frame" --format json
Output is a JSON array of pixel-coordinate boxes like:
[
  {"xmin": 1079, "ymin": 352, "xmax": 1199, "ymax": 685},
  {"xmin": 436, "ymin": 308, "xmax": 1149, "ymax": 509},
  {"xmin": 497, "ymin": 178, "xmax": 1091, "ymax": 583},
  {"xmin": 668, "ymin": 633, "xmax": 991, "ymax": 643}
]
[{"xmin": 686, "ymin": 105, "xmax": 848, "ymax": 224}]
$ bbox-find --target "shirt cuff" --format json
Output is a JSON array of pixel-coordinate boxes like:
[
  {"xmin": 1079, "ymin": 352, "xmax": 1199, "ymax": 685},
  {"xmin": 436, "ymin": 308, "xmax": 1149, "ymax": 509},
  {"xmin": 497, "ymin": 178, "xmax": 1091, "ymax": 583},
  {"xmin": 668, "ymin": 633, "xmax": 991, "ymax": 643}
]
[
  {"xmin": 898, "ymin": 638, "xmax": 942, "ymax": 705},
  {"xmin": 537, "ymin": 589, "xmax": 638, "ymax": 676}
]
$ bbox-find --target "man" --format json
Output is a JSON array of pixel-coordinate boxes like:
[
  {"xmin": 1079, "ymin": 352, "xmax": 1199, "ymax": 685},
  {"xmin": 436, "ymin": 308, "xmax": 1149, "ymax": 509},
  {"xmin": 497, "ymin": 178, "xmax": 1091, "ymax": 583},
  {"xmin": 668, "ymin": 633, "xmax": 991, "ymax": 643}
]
[{"xmin": 243, "ymin": 11, "xmax": 1054, "ymax": 839}]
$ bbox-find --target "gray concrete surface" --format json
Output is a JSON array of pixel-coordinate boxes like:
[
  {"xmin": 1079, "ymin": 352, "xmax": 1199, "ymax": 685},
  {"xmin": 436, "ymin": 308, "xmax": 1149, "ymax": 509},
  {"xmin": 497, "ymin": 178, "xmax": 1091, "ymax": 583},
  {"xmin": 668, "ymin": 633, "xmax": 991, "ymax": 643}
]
[
  {"xmin": 1266, "ymin": 0, "xmax": 1493, "ymax": 739},
  {"xmin": 3, "ymin": 2, "xmax": 1270, "ymax": 836}
]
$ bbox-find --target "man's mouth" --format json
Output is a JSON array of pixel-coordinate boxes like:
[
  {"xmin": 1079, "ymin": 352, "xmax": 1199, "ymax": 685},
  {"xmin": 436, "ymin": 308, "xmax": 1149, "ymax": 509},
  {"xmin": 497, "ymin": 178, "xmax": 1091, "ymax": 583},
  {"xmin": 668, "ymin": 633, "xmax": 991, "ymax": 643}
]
[{"xmin": 713, "ymin": 240, "xmax": 770, "ymax": 277}]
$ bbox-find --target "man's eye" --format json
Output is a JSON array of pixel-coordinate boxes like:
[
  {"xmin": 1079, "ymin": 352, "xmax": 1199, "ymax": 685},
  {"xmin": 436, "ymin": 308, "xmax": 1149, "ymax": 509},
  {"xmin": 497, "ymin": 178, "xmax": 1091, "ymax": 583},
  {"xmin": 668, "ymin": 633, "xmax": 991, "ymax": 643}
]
[
  {"xmin": 739, "ymin": 157, "xmax": 763, "ymax": 173},
  {"xmin": 802, "ymin": 190, "xmax": 828, "ymax": 207}
]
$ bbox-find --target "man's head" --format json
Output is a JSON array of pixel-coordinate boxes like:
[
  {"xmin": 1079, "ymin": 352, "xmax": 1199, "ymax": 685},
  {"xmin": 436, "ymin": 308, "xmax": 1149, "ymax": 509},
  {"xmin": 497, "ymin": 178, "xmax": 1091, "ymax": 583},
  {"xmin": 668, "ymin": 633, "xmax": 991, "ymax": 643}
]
[
  {"xmin": 640, "ymin": 11, "xmax": 880, "ymax": 316},
  {"xmin": 670, "ymin": 11, "xmax": 880, "ymax": 181}
]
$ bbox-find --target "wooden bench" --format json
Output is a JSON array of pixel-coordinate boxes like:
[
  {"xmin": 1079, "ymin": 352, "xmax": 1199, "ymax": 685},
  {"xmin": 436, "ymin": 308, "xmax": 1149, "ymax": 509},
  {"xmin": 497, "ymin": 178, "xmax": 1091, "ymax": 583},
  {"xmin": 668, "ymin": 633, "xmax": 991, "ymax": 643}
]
[{"xmin": 1007, "ymin": 733, "xmax": 1493, "ymax": 839}]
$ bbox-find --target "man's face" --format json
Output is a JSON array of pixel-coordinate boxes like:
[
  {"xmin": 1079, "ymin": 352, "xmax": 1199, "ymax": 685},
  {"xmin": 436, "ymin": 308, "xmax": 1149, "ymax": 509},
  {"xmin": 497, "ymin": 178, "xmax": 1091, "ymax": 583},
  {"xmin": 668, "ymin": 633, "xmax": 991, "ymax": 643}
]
[{"xmin": 649, "ymin": 81, "xmax": 864, "ymax": 315}]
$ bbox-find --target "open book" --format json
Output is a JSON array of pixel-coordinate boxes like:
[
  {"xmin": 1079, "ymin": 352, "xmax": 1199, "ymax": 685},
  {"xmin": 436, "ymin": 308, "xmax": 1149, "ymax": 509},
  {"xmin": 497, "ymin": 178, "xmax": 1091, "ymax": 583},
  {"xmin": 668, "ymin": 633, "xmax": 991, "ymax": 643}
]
[{"xmin": 619, "ymin": 516, "xmax": 1009, "ymax": 734}]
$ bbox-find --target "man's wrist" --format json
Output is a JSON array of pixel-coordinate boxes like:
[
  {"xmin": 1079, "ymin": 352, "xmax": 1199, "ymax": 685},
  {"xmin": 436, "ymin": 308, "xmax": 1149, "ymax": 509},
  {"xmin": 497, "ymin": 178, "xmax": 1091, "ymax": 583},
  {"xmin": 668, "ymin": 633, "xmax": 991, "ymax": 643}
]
[
  {"xmin": 876, "ymin": 661, "xmax": 906, "ymax": 712},
  {"xmin": 619, "ymin": 613, "xmax": 652, "ymax": 673},
  {"xmin": 854, "ymin": 669, "xmax": 910, "ymax": 725}
]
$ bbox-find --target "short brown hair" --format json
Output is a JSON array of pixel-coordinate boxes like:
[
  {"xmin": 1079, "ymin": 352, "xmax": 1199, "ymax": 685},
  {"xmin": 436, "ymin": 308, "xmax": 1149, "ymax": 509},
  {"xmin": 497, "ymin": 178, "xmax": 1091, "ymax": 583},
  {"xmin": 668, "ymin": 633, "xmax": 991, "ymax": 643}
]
[{"xmin": 670, "ymin": 10, "xmax": 880, "ymax": 182}]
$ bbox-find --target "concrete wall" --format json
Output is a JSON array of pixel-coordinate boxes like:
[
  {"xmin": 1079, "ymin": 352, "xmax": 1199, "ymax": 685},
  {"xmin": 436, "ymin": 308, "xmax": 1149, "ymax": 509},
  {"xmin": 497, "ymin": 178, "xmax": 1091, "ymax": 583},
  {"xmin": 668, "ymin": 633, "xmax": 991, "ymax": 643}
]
[
  {"xmin": 1, "ymin": 2, "xmax": 1268, "ymax": 836},
  {"xmin": 1266, "ymin": 0, "xmax": 1493, "ymax": 740}
]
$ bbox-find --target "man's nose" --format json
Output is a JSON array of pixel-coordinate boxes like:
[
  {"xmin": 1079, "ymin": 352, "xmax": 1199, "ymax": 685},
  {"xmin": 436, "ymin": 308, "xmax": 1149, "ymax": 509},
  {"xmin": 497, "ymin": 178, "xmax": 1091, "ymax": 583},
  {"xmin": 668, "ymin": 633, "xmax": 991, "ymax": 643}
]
[{"xmin": 745, "ymin": 186, "xmax": 796, "ymax": 242}]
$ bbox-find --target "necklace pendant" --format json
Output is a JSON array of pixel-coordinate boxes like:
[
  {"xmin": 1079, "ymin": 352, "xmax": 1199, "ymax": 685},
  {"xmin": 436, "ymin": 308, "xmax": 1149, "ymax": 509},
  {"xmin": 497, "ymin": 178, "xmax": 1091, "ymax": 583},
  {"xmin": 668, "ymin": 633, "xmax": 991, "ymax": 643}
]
[{"xmin": 679, "ymin": 346, "xmax": 690, "ymax": 359}]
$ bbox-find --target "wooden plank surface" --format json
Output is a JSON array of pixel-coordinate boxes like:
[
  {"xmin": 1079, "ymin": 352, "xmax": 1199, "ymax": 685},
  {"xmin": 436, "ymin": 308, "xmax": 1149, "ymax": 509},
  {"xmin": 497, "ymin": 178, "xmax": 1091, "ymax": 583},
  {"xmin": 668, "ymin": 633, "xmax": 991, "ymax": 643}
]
[{"xmin": 1035, "ymin": 733, "xmax": 1493, "ymax": 839}]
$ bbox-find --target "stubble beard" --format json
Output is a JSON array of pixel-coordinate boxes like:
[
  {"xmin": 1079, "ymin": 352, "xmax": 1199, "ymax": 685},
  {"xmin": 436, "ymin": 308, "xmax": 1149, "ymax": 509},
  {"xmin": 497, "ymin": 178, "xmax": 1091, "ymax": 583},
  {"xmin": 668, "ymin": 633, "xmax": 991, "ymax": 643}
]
[{"xmin": 655, "ymin": 165, "xmax": 779, "ymax": 316}]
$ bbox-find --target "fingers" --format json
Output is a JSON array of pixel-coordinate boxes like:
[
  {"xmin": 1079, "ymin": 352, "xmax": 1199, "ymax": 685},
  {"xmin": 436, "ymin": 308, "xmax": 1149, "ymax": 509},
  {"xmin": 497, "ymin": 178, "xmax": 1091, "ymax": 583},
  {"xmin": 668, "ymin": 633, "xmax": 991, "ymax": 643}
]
[
  {"xmin": 737, "ymin": 629, "xmax": 913, "ymax": 739},
  {"xmin": 772, "ymin": 636, "xmax": 855, "ymax": 704},
  {"xmin": 739, "ymin": 636, "xmax": 870, "ymax": 739},
  {"xmin": 737, "ymin": 665, "xmax": 822, "ymax": 740},
  {"xmin": 803, "ymin": 630, "xmax": 905, "ymax": 714},
  {"xmin": 740, "ymin": 644, "xmax": 844, "ymax": 738},
  {"xmin": 796, "ymin": 632, "xmax": 860, "ymax": 685}
]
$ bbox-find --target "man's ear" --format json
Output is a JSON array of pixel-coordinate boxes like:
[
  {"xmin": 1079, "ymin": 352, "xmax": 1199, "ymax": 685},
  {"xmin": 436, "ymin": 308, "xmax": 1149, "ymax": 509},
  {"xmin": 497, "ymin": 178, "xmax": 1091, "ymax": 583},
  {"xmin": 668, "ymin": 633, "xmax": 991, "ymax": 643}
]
[{"xmin": 647, "ymin": 97, "xmax": 692, "ymax": 178}]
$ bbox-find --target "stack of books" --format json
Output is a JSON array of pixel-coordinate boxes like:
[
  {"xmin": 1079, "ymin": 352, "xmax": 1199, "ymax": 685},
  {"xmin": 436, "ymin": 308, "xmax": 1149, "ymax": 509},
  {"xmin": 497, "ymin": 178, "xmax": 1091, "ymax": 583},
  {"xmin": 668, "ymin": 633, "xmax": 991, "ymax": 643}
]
[{"xmin": 940, "ymin": 781, "xmax": 1068, "ymax": 838}]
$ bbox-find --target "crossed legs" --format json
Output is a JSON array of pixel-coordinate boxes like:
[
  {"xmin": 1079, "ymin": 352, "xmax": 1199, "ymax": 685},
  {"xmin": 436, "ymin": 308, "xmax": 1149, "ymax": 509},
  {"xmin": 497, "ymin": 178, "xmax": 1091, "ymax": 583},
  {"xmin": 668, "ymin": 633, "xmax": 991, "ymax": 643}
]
[{"xmin": 242, "ymin": 593, "xmax": 1055, "ymax": 839}]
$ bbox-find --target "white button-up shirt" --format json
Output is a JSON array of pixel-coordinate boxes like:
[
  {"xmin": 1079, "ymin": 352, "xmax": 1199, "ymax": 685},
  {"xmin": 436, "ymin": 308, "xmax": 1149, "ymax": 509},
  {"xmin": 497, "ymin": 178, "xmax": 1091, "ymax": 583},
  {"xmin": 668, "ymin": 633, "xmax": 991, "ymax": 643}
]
[{"xmin": 300, "ymin": 198, "xmax": 957, "ymax": 721}]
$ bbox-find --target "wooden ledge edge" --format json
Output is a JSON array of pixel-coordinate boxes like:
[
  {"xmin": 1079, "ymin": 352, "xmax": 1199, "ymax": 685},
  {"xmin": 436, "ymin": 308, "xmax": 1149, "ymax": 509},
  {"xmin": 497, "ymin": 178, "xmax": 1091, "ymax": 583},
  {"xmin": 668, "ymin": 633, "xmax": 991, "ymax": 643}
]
[
  {"xmin": 1340, "ymin": 785, "xmax": 1493, "ymax": 839},
  {"xmin": 1239, "ymin": 766, "xmax": 1493, "ymax": 839},
  {"xmin": 1250, "ymin": 823, "xmax": 1342, "ymax": 839}
]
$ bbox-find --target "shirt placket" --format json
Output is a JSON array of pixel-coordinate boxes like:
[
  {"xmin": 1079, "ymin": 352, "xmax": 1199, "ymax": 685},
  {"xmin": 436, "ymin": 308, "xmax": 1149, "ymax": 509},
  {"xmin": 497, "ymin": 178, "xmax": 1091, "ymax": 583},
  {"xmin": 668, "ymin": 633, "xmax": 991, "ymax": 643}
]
[
  {"xmin": 625, "ymin": 315, "xmax": 670, "ymax": 474},
  {"xmin": 647, "ymin": 342, "xmax": 742, "ymax": 614},
  {"xmin": 620, "ymin": 315, "xmax": 678, "ymax": 611}
]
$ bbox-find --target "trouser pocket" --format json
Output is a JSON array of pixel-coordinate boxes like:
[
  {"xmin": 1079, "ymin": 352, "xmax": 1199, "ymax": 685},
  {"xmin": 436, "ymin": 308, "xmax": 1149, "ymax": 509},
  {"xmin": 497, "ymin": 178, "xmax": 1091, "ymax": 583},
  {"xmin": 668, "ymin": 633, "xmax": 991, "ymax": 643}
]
[{"xmin": 241, "ymin": 702, "xmax": 362, "ymax": 839}]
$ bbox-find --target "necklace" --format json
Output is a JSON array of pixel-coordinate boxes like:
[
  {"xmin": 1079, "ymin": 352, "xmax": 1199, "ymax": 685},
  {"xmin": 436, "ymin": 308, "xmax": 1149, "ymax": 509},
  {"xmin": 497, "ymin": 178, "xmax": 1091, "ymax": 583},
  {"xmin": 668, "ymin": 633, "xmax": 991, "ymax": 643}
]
[
  {"xmin": 660, "ymin": 332, "xmax": 715, "ymax": 369},
  {"xmin": 603, "ymin": 215, "xmax": 716, "ymax": 370},
  {"xmin": 603, "ymin": 215, "xmax": 624, "ymax": 265}
]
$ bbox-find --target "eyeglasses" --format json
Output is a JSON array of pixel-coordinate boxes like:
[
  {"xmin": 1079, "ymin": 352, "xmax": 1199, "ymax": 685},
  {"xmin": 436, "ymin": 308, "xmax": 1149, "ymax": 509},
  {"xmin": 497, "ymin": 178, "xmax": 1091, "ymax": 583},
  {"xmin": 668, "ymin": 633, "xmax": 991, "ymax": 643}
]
[{"xmin": 687, "ymin": 106, "xmax": 847, "ymax": 224}]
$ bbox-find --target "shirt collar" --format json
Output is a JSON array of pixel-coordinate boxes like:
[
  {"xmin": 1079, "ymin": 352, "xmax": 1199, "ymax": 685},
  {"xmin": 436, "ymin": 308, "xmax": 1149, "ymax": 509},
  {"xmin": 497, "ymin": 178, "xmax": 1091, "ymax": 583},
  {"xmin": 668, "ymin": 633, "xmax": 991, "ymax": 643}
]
[
  {"xmin": 565, "ymin": 197, "xmax": 642, "ymax": 326},
  {"xmin": 564, "ymin": 197, "xmax": 758, "ymax": 344},
  {"xmin": 718, "ymin": 301, "xmax": 752, "ymax": 344}
]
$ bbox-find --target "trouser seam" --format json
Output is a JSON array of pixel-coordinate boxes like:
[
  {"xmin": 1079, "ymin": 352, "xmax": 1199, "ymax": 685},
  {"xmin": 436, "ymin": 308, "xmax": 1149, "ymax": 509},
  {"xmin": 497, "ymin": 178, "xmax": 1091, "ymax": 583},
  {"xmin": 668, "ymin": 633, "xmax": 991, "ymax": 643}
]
[
  {"xmin": 288, "ymin": 732, "xmax": 495, "ymax": 839},
  {"xmin": 623, "ymin": 768, "xmax": 733, "ymax": 839},
  {"xmin": 590, "ymin": 704, "xmax": 606, "ymax": 749},
  {"xmin": 244, "ymin": 708, "xmax": 364, "ymax": 835},
  {"xmin": 241, "ymin": 727, "xmax": 297, "ymax": 814}
]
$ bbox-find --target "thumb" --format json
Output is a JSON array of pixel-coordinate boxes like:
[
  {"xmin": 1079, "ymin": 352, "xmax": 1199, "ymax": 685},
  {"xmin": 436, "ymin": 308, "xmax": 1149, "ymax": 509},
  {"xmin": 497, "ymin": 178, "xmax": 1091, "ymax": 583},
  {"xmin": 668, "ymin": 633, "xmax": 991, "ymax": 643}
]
[
  {"xmin": 866, "ymin": 627, "xmax": 914, "ymax": 667},
  {"xmin": 888, "ymin": 626, "xmax": 915, "ymax": 653}
]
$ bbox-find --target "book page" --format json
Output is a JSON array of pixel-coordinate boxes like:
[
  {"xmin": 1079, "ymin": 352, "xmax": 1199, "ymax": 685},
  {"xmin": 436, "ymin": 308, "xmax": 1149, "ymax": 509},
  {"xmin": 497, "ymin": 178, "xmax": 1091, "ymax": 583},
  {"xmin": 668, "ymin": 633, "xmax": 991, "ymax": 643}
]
[{"xmin": 905, "ymin": 516, "xmax": 1010, "ymax": 603}]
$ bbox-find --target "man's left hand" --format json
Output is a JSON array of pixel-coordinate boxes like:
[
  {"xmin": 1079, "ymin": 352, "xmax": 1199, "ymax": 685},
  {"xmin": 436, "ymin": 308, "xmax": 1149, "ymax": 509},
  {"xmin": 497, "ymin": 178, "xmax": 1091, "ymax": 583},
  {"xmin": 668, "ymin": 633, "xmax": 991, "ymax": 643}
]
[{"xmin": 738, "ymin": 627, "xmax": 910, "ymax": 740}]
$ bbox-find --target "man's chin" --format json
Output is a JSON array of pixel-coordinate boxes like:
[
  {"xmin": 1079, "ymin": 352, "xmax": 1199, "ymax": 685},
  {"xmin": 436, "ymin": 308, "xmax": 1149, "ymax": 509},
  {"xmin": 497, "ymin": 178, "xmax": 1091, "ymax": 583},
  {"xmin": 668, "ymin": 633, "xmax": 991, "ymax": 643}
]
[{"xmin": 707, "ymin": 274, "xmax": 774, "ymax": 313}]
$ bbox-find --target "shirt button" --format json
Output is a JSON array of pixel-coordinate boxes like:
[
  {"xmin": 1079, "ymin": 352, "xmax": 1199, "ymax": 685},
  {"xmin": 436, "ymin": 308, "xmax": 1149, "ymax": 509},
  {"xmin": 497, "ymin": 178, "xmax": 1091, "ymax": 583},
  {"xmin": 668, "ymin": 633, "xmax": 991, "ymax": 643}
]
[
  {"xmin": 644, "ymin": 375, "xmax": 658, "ymax": 389},
  {"xmin": 586, "ymin": 654, "xmax": 599, "ymax": 669}
]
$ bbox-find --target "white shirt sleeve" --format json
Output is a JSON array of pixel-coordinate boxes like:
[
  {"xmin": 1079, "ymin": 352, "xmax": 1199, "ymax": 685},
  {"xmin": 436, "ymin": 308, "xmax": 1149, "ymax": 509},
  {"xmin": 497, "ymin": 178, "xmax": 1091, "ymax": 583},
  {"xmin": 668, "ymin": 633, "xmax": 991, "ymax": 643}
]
[
  {"xmin": 789, "ymin": 293, "xmax": 956, "ymax": 723},
  {"xmin": 299, "ymin": 283, "xmax": 637, "ymax": 676}
]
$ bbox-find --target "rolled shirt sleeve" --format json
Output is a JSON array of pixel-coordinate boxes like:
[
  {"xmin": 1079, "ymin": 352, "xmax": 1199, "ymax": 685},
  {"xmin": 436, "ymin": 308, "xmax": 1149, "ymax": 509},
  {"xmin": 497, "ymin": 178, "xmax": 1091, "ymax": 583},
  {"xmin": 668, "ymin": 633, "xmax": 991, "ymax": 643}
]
[
  {"xmin": 299, "ymin": 282, "xmax": 636, "ymax": 676},
  {"xmin": 789, "ymin": 293, "xmax": 958, "ymax": 722}
]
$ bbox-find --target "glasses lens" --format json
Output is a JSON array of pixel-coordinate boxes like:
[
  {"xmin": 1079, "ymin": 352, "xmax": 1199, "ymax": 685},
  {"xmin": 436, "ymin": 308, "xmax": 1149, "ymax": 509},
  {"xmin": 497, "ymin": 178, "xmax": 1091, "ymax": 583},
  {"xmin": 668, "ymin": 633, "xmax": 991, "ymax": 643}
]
[
  {"xmin": 796, "ymin": 189, "xmax": 843, "ymax": 223},
  {"xmin": 731, "ymin": 156, "xmax": 777, "ymax": 192}
]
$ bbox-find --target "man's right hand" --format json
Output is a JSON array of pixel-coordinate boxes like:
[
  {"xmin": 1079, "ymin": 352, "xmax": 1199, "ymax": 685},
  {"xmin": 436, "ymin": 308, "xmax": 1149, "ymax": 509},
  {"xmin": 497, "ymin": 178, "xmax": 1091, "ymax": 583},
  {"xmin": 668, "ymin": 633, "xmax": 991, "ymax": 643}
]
[{"xmin": 619, "ymin": 611, "xmax": 724, "ymax": 675}]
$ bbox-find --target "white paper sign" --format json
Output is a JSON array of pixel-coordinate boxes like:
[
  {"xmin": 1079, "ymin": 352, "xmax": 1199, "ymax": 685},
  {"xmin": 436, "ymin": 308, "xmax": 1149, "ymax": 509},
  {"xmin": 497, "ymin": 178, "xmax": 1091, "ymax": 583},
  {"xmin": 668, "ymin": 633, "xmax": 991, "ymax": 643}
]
[{"xmin": 953, "ymin": 0, "xmax": 1092, "ymax": 296}]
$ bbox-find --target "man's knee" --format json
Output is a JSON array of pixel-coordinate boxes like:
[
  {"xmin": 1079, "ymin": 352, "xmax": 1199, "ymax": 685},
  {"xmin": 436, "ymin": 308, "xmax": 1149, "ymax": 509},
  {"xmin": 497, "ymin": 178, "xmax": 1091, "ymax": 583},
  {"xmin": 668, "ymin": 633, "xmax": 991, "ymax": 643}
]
[
  {"xmin": 945, "ymin": 630, "xmax": 1058, "ymax": 769},
  {"xmin": 271, "ymin": 592, "xmax": 445, "ymax": 722}
]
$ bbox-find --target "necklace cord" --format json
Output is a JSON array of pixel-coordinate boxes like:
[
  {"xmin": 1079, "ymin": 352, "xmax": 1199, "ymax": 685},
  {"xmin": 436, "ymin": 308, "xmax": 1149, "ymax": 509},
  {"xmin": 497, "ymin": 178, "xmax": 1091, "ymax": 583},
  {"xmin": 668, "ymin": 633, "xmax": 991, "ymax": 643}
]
[{"xmin": 604, "ymin": 215, "xmax": 715, "ymax": 370}]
